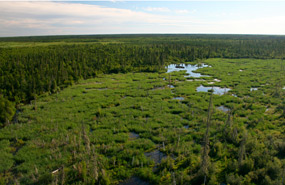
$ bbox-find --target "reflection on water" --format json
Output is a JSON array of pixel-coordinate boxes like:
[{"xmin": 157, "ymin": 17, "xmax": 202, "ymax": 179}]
[
  {"xmin": 166, "ymin": 64, "xmax": 210, "ymax": 78},
  {"xmin": 196, "ymin": 85, "xmax": 231, "ymax": 95}
]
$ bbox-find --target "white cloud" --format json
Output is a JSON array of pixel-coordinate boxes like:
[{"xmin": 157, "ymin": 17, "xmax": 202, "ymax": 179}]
[
  {"xmin": 143, "ymin": 7, "xmax": 194, "ymax": 15},
  {"xmin": 0, "ymin": 1, "xmax": 284, "ymax": 36},
  {"xmin": 143, "ymin": 7, "xmax": 170, "ymax": 12},
  {"xmin": 174, "ymin": 9, "xmax": 189, "ymax": 14},
  {"xmin": 216, "ymin": 16, "xmax": 285, "ymax": 34},
  {"xmin": 0, "ymin": 2, "xmax": 157, "ymax": 22},
  {"xmin": 0, "ymin": 2, "xmax": 172, "ymax": 36}
]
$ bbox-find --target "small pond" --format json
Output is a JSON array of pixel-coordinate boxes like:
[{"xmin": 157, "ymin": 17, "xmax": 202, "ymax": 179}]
[
  {"xmin": 173, "ymin": 97, "xmax": 185, "ymax": 101},
  {"xmin": 166, "ymin": 64, "xmax": 210, "ymax": 78},
  {"xmin": 217, "ymin": 105, "xmax": 231, "ymax": 113},
  {"xmin": 196, "ymin": 85, "xmax": 231, "ymax": 95}
]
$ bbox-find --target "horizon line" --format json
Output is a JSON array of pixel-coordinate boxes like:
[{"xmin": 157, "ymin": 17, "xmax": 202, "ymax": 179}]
[{"xmin": 1, "ymin": 33, "xmax": 285, "ymax": 39}]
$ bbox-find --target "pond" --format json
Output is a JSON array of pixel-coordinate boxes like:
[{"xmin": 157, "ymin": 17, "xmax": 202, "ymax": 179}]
[
  {"xmin": 217, "ymin": 105, "xmax": 231, "ymax": 113},
  {"xmin": 166, "ymin": 64, "xmax": 210, "ymax": 78},
  {"xmin": 196, "ymin": 85, "xmax": 231, "ymax": 95},
  {"xmin": 173, "ymin": 97, "xmax": 185, "ymax": 101}
]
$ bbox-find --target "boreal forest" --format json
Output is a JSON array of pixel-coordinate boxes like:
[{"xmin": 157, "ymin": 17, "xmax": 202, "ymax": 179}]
[{"xmin": 0, "ymin": 34, "xmax": 284, "ymax": 185}]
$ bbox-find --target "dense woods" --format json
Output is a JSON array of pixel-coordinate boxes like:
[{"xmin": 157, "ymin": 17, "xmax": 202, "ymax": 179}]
[{"xmin": 0, "ymin": 35, "xmax": 284, "ymax": 185}]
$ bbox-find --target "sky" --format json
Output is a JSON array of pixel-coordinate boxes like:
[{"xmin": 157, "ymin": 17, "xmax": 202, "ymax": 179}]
[{"xmin": 0, "ymin": 1, "xmax": 285, "ymax": 37}]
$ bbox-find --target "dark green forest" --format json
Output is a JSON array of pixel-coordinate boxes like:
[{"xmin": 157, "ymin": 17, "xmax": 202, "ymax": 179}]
[{"xmin": 0, "ymin": 35, "xmax": 284, "ymax": 185}]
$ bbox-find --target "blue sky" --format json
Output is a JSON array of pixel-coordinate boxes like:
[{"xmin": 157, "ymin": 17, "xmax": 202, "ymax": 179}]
[{"xmin": 0, "ymin": 1, "xmax": 285, "ymax": 37}]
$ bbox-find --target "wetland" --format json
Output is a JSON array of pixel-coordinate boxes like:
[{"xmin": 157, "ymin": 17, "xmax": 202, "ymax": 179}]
[{"xmin": 0, "ymin": 35, "xmax": 284, "ymax": 185}]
